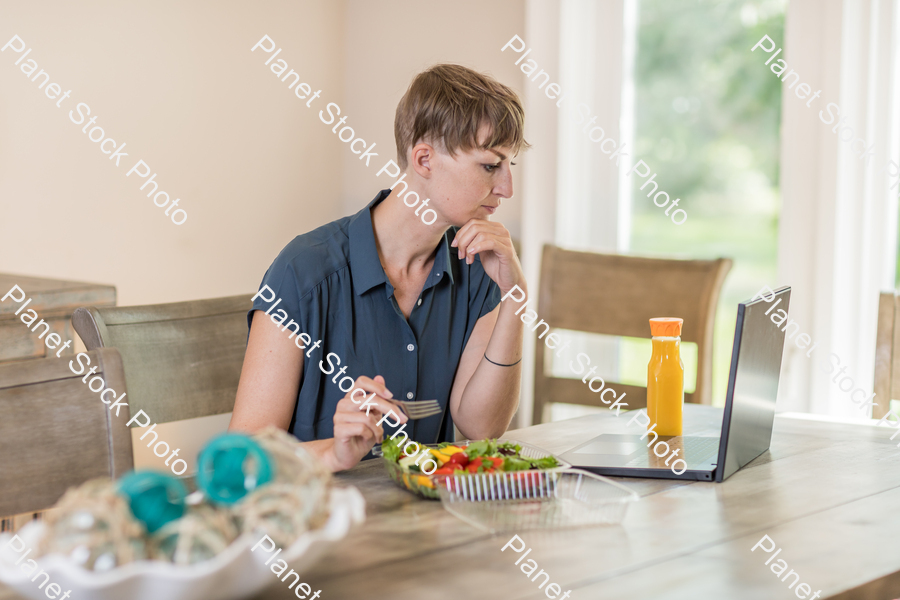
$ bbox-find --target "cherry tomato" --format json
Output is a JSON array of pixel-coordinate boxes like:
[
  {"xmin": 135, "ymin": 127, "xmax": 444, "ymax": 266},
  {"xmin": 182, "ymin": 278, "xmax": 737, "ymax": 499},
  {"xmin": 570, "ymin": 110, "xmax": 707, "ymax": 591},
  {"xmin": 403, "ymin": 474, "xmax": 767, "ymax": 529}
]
[
  {"xmin": 434, "ymin": 467, "xmax": 456, "ymax": 475},
  {"xmin": 448, "ymin": 452, "xmax": 470, "ymax": 467}
]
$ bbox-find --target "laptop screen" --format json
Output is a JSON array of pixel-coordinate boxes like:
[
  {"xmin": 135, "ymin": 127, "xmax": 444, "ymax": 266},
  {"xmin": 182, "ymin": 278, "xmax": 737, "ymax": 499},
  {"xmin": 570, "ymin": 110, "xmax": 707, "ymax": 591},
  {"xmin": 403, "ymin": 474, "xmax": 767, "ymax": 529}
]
[{"xmin": 714, "ymin": 286, "xmax": 790, "ymax": 482}]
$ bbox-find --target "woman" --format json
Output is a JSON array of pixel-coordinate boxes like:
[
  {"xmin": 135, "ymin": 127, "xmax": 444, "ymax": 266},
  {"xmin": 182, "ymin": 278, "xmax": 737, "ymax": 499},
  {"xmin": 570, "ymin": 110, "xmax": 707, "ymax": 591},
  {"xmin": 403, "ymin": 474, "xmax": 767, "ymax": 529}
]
[{"xmin": 229, "ymin": 64, "xmax": 529, "ymax": 472}]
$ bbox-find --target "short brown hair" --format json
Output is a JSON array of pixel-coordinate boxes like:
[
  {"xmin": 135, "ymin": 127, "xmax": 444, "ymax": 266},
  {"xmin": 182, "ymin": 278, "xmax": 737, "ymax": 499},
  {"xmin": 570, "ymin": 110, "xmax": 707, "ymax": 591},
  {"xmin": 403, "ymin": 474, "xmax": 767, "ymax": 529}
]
[{"xmin": 394, "ymin": 64, "xmax": 528, "ymax": 170}]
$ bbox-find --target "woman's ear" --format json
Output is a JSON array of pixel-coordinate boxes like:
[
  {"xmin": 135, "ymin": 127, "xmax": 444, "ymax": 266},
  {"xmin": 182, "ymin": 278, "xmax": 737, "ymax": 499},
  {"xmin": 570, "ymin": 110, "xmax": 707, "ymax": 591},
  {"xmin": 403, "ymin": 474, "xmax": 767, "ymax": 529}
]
[{"xmin": 410, "ymin": 142, "xmax": 437, "ymax": 180}]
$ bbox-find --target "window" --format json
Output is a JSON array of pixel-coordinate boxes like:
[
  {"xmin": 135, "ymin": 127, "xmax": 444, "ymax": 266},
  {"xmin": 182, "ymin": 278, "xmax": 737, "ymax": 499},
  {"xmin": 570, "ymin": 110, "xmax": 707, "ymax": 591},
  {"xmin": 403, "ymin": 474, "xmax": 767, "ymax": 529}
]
[
  {"xmin": 627, "ymin": 0, "xmax": 786, "ymax": 404},
  {"xmin": 548, "ymin": 0, "xmax": 786, "ymax": 420}
]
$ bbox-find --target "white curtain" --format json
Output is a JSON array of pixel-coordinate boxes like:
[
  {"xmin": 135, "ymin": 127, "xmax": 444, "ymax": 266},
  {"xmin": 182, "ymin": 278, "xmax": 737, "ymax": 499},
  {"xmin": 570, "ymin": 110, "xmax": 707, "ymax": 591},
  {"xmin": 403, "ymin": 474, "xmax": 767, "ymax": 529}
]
[
  {"xmin": 556, "ymin": 0, "xmax": 636, "ymax": 254},
  {"xmin": 517, "ymin": 0, "xmax": 635, "ymax": 426},
  {"xmin": 777, "ymin": 0, "xmax": 900, "ymax": 416},
  {"xmin": 518, "ymin": 0, "xmax": 562, "ymax": 427}
]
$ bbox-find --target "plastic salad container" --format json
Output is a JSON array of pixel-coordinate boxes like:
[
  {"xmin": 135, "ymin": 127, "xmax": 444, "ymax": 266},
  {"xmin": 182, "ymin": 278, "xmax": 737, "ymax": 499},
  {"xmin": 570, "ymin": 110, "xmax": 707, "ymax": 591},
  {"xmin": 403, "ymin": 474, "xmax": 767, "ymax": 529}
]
[
  {"xmin": 437, "ymin": 468, "xmax": 639, "ymax": 533},
  {"xmin": 376, "ymin": 440, "xmax": 571, "ymax": 500}
]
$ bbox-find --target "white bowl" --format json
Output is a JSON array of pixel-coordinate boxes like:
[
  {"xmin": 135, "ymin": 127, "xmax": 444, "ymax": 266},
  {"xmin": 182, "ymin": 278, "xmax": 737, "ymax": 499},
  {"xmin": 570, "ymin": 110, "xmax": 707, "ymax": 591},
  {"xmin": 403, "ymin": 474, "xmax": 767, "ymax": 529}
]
[{"xmin": 0, "ymin": 486, "xmax": 365, "ymax": 600}]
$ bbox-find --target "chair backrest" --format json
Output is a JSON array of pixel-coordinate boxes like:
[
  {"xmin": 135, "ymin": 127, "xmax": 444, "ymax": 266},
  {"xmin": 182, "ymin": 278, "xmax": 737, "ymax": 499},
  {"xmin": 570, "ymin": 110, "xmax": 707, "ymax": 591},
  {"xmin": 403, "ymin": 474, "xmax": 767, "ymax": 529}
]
[
  {"xmin": 874, "ymin": 291, "xmax": 900, "ymax": 419},
  {"xmin": 0, "ymin": 348, "xmax": 133, "ymax": 516},
  {"xmin": 72, "ymin": 295, "xmax": 252, "ymax": 424},
  {"xmin": 533, "ymin": 245, "xmax": 732, "ymax": 424},
  {"xmin": 0, "ymin": 272, "xmax": 115, "ymax": 364}
]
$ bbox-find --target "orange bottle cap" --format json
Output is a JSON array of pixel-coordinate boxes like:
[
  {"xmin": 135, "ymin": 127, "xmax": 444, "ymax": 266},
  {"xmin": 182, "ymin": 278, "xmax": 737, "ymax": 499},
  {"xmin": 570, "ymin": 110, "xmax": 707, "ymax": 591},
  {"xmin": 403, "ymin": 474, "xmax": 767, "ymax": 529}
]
[{"xmin": 649, "ymin": 317, "xmax": 683, "ymax": 337}]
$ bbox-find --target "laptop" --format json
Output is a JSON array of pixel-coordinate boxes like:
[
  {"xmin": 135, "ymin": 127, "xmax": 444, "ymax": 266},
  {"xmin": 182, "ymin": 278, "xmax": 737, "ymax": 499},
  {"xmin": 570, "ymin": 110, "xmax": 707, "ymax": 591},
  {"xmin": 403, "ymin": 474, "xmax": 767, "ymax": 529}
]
[{"xmin": 558, "ymin": 286, "xmax": 790, "ymax": 483}]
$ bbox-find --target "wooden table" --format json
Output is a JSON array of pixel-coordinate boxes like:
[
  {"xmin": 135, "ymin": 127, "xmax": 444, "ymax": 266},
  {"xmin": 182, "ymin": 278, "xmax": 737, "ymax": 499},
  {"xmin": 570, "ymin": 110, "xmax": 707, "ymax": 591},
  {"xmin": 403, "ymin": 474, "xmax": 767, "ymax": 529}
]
[
  {"xmin": 3, "ymin": 405, "xmax": 900, "ymax": 600},
  {"xmin": 281, "ymin": 406, "xmax": 900, "ymax": 600}
]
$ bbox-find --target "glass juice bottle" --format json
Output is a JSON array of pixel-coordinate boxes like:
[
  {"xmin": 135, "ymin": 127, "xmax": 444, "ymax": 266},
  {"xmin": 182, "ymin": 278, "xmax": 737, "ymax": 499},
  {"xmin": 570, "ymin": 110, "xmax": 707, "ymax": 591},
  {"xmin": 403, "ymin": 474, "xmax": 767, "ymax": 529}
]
[{"xmin": 647, "ymin": 318, "xmax": 685, "ymax": 436}]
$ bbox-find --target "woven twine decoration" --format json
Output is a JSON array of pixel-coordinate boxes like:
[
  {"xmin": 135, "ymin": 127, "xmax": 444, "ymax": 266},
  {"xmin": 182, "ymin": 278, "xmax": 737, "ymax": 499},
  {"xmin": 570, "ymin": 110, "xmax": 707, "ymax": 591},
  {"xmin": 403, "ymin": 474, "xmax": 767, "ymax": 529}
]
[
  {"xmin": 254, "ymin": 426, "xmax": 333, "ymax": 486},
  {"xmin": 234, "ymin": 481, "xmax": 330, "ymax": 549},
  {"xmin": 235, "ymin": 427, "xmax": 333, "ymax": 548},
  {"xmin": 36, "ymin": 478, "xmax": 147, "ymax": 571},
  {"xmin": 151, "ymin": 504, "xmax": 238, "ymax": 566},
  {"xmin": 34, "ymin": 427, "xmax": 334, "ymax": 569}
]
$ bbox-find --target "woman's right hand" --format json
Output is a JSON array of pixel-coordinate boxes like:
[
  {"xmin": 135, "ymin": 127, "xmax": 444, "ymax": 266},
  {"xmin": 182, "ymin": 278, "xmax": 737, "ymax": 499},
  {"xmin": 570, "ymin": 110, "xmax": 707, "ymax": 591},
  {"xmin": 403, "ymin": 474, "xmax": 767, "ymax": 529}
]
[{"xmin": 328, "ymin": 375, "xmax": 408, "ymax": 471}]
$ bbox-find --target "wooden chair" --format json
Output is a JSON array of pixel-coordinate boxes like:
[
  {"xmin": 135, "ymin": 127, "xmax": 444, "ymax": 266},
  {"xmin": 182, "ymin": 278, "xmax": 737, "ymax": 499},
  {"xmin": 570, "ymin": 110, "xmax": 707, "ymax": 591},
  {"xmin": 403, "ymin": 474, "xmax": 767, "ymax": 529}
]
[
  {"xmin": 71, "ymin": 295, "xmax": 253, "ymax": 424},
  {"xmin": 532, "ymin": 245, "xmax": 732, "ymax": 424},
  {"xmin": 873, "ymin": 291, "xmax": 900, "ymax": 420},
  {"xmin": 0, "ymin": 348, "xmax": 133, "ymax": 526},
  {"xmin": 0, "ymin": 272, "xmax": 115, "ymax": 364}
]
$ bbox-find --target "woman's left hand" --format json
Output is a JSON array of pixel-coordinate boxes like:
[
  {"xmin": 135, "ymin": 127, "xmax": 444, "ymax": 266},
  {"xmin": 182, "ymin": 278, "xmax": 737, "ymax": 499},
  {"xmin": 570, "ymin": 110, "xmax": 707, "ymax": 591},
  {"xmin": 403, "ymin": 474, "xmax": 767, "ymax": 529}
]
[{"xmin": 451, "ymin": 219, "xmax": 525, "ymax": 295}]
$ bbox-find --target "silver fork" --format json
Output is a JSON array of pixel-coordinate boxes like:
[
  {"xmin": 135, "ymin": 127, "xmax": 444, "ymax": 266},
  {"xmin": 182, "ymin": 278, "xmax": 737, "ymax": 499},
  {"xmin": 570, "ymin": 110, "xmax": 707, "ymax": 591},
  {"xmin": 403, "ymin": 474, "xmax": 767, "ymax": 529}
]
[{"xmin": 393, "ymin": 399, "xmax": 442, "ymax": 420}]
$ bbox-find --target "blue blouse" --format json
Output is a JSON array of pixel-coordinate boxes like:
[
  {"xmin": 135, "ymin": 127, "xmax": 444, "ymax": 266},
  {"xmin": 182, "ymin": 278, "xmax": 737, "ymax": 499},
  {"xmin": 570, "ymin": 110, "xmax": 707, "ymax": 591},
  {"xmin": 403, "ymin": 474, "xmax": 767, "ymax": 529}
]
[{"xmin": 249, "ymin": 190, "xmax": 501, "ymax": 445}]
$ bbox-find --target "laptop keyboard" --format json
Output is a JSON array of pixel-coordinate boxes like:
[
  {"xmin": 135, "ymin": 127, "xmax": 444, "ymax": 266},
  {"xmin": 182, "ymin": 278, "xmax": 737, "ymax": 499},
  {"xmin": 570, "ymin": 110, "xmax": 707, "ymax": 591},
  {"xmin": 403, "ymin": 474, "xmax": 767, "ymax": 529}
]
[
  {"xmin": 684, "ymin": 437, "xmax": 721, "ymax": 459},
  {"xmin": 622, "ymin": 436, "xmax": 720, "ymax": 469}
]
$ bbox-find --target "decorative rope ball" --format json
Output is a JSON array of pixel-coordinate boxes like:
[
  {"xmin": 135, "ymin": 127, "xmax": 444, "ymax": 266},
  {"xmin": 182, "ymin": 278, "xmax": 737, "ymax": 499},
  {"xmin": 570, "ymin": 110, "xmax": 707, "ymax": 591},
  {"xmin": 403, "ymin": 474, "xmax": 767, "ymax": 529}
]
[
  {"xmin": 232, "ymin": 427, "xmax": 334, "ymax": 548},
  {"xmin": 151, "ymin": 504, "xmax": 238, "ymax": 566},
  {"xmin": 234, "ymin": 481, "xmax": 330, "ymax": 549},
  {"xmin": 37, "ymin": 478, "xmax": 147, "ymax": 571},
  {"xmin": 253, "ymin": 426, "xmax": 332, "ymax": 487}
]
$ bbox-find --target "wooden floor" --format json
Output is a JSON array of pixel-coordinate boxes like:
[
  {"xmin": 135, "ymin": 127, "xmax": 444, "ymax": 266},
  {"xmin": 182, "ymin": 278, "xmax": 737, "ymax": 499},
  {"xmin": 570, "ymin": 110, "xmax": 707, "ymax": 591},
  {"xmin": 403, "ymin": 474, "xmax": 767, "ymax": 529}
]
[{"xmin": 4, "ymin": 406, "xmax": 900, "ymax": 600}]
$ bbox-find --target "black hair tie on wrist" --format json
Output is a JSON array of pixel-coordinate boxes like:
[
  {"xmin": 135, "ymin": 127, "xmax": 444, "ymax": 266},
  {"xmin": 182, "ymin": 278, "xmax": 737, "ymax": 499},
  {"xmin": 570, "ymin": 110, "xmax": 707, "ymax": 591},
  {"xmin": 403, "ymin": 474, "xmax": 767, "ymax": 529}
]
[{"xmin": 484, "ymin": 353, "xmax": 522, "ymax": 367}]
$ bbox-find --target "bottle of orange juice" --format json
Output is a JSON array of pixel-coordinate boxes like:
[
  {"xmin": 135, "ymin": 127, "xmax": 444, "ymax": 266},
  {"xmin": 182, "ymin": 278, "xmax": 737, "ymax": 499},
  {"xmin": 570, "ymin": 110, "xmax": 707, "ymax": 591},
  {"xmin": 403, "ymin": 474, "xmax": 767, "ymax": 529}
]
[{"xmin": 647, "ymin": 318, "xmax": 685, "ymax": 436}]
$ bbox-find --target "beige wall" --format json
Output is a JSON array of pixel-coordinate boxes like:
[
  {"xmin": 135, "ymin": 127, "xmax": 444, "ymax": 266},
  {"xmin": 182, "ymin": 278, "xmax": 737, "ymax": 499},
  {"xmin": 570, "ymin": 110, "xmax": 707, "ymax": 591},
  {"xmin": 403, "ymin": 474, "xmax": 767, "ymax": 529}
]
[
  {"xmin": 0, "ymin": 1, "xmax": 347, "ymax": 306},
  {"xmin": 0, "ymin": 0, "xmax": 528, "ymax": 307}
]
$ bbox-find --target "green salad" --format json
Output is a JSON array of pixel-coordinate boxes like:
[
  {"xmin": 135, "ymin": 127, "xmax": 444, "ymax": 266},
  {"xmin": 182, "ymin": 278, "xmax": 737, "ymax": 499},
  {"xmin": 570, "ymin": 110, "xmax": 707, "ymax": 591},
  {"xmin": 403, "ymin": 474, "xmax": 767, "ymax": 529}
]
[
  {"xmin": 381, "ymin": 437, "xmax": 561, "ymax": 499},
  {"xmin": 382, "ymin": 437, "xmax": 559, "ymax": 476}
]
